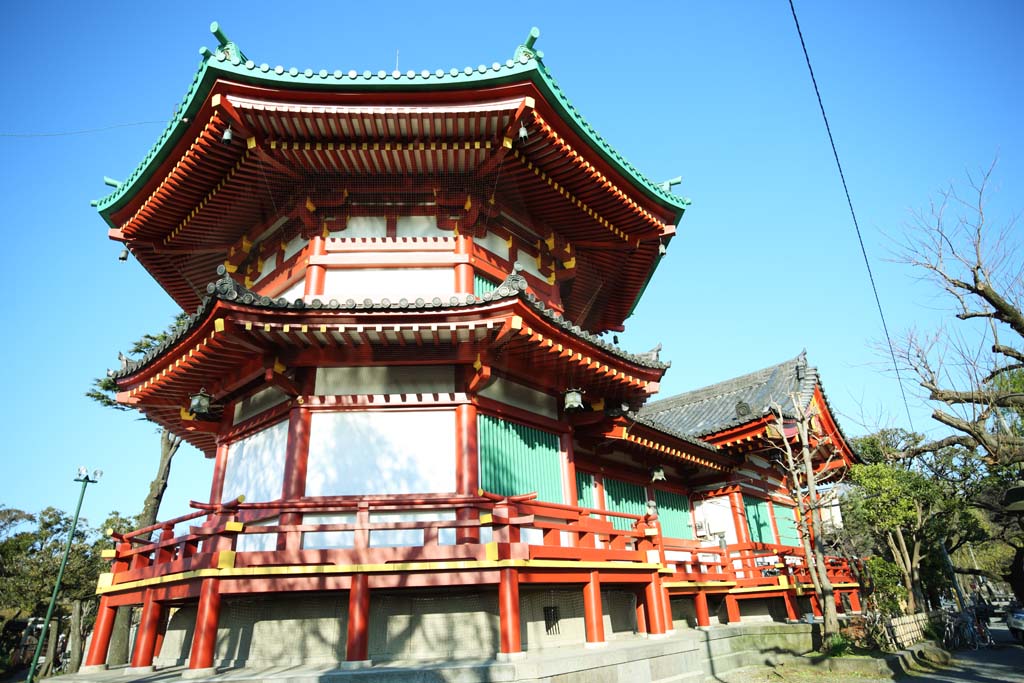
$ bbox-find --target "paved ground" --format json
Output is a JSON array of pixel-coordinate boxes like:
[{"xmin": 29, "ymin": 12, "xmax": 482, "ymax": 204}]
[{"xmin": 718, "ymin": 623, "xmax": 1023, "ymax": 683}]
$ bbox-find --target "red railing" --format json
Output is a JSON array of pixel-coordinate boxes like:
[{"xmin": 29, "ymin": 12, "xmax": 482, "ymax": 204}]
[{"xmin": 101, "ymin": 494, "xmax": 856, "ymax": 593}]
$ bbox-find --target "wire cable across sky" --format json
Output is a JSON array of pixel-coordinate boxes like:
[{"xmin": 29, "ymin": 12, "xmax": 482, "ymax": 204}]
[{"xmin": 787, "ymin": 0, "xmax": 917, "ymax": 432}]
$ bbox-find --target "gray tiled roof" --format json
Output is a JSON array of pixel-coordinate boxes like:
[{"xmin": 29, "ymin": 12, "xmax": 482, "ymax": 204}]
[
  {"xmin": 110, "ymin": 264, "xmax": 670, "ymax": 379},
  {"xmin": 637, "ymin": 352, "xmax": 817, "ymax": 438}
]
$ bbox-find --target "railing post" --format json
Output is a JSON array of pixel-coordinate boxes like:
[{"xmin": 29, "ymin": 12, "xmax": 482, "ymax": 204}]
[
  {"xmin": 497, "ymin": 568, "xmax": 523, "ymax": 659},
  {"xmin": 345, "ymin": 574, "xmax": 371, "ymax": 666},
  {"xmin": 583, "ymin": 570, "xmax": 606, "ymax": 647}
]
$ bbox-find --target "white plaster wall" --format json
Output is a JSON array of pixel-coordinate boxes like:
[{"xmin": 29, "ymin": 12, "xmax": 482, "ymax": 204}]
[
  {"xmin": 321, "ymin": 267, "xmax": 452, "ymax": 301},
  {"xmin": 222, "ymin": 421, "xmax": 288, "ymax": 503},
  {"xmin": 233, "ymin": 386, "xmax": 289, "ymax": 425},
  {"xmin": 333, "ymin": 216, "xmax": 386, "ymax": 238},
  {"xmin": 306, "ymin": 410, "xmax": 456, "ymax": 496},
  {"xmin": 474, "ymin": 231, "xmax": 509, "ymax": 260},
  {"xmin": 283, "ymin": 234, "xmax": 308, "ymax": 262},
  {"xmin": 695, "ymin": 496, "xmax": 738, "ymax": 544},
  {"xmin": 255, "ymin": 253, "xmax": 277, "ymax": 283},
  {"xmin": 278, "ymin": 278, "xmax": 305, "ymax": 302},
  {"xmin": 396, "ymin": 215, "xmax": 446, "ymax": 238},
  {"xmin": 315, "ymin": 365, "xmax": 455, "ymax": 396},
  {"xmin": 478, "ymin": 377, "xmax": 557, "ymax": 419}
]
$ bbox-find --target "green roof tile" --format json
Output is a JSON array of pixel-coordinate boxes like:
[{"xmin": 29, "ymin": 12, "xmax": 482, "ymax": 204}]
[{"xmin": 97, "ymin": 25, "xmax": 690, "ymax": 227}]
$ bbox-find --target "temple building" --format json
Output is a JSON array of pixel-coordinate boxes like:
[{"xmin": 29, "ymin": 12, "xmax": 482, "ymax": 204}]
[{"xmin": 85, "ymin": 25, "xmax": 860, "ymax": 675}]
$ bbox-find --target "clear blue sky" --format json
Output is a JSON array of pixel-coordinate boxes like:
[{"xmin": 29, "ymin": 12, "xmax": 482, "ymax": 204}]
[{"xmin": 2, "ymin": 1, "xmax": 1021, "ymax": 529}]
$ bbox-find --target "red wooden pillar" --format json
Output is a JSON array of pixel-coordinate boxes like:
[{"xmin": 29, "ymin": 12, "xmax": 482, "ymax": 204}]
[
  {"xmin": 782, "ymin": 592, "xmax": 799, "ymax": 621},
  {"xmin": 730, "ymin": 491, "xmax": 749, "ymax": 544},
  {"xmin": 660, "ymin": 579, "xmax": 675, "ymax": 633},
  {"xmin": 848, "ymin": 590, "xmax": 862, "ymax": 613},
  {"xmin": 153, "ymin": 608, "xmax": 170, "ymax": 658},
  {"xmin": 346, "ymin": 574, "xmax": 370, "ymax": 663},
  {"xmin": 498, "ymin": 568, "xmax": 522, "ymax": 656},
  {"xmin": 208, "ymin": 443, "xmax": 229, "ymax": 508},
  {"xmin": 635, "ymin": 594, "xmax": 648, "ymax": 635},
  {"xmin": 583, "ymin": 571, "xmax": 605, "ymax": 646},
  {"xmin": 834, "ymin": 591, "xmax": 846, "ymax": 613},
  {"xmin": 455, "ymin": 234, "xmax": 473, "ymax": 293},
  {"xmin": 188, "ymin": 578, "xmax": 222, "ymax": 671},
  {"xmin": 455, "ymin": 402, "xmax": 480, "ymax": 543},
  {"xmin": 83, "ymin": 596, "xmax": 118, "ymax": 667},
  {"xmin": 130, "ymin": 591, "xmax": 163, "ymax": 669},
  {"xmin": 694, "ymin": 592, "xmax": 711, "ymax": 628},
  {"xmin": 280, "ymin": 390, "xmax": 313, "ymax": 550},
  {"xmin": 644, "ymin": 576, "xmax": 666, "ymax": 636},
  {"xmin": 304, "ymin": 236, "xmax": 326, "ymax": 296},
  {"xmin": 724, "ymin": 595, "xmax": 741, "ymax": 624},
  {"xmin": 809, "ymin": 593, "xmax": 822, "ymax": 617}
]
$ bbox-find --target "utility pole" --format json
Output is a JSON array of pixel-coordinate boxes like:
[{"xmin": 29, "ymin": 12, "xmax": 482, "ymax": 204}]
[{"xmin": 26, "ymin": 468, "xmax": 102, "ymax": 683}]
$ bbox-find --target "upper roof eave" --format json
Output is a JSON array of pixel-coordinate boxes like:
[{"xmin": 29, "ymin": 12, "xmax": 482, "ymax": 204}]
[
  {"xmin": 94, "ymin": 29, "xmax": 690, "ymax": 228},
  {"xmin": 110, "ymin": 265, "xmax": 671, "ymax": 383}
]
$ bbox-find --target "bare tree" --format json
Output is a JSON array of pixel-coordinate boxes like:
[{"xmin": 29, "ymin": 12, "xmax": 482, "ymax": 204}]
[
  {"xmin": 767, "ymin": 396, "xmax": 843, "ymax": 639},
  {"xmin": 894, "ymin": 160, "xmax": 1024, "ymax": 466}
]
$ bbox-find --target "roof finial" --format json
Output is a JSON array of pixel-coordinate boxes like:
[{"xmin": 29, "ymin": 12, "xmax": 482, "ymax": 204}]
[
  {"xmin": 207, "ymin": 21, "xmax": 247, "ymax": 62},
  {"xmin": 515, "ymin": 27, "xmax": 542, "ymax": 61},
  {"xmin": 658, "ymin": 176, "xmax": 682, "ymax": 193}
]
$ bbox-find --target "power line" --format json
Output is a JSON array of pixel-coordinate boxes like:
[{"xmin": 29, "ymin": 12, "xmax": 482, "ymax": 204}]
[
  {"xmin": 0, "ymin": 120, "xmax": 167, "ymax": 138},
  {"xmin": 787, "ymin": 0, "xmax": 916, "ymax": 432}
]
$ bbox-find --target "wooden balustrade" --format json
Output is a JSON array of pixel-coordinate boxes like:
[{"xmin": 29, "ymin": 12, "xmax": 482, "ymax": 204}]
[{"xmin": 99, "ymin": 494, "xmax": 856, "ymax": 593}]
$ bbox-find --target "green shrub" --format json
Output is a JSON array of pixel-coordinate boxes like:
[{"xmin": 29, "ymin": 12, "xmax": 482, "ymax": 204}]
[{"xmin": 824, "ymin": 633, "xmax": 853, "ymax": 657}]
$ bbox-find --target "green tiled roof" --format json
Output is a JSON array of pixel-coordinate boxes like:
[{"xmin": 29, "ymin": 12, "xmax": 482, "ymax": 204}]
[{"xmin": 95, "ymin": 24, "xmax": 690, "ymax": 226}]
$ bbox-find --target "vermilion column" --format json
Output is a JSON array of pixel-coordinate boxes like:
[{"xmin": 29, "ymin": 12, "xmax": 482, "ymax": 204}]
[
  {"xmin": 660, "ymin": 578, "xmax": 675, "ymax": 633},
  {"xmin": 280, "ymin": 399, "xmax": 312, "ymax": 550},
  {"xmin": 782, "ymin": 592, "xmax": 799, "ymax": 621},
  {"xmin": 644, "ymin": 577, "xmax": 666, "ymax": 636},
  {"xmin": 498, "ymin": 568, "xmax": 522, "ymax": 656},
  {"xmin": 455, "ymin": 402, "xmax": 480, "ymax": 543},
  {"xmin": 724, "ymin": 595, "xmax": 741, "ymax": 624},
  {"xmin": 635, "ymin": 595, "xmax": 648, "ymax": 635},
  {"xmin": 304, "ymin": 236, "xmax": 326, "ymax": 296},
  {"xmin": 130, "ymin": 591, "xmax": 163, "ymax": 669},
  {"xmin": 809, "ymin": 593, "xmax": 822, "ymax": 618},
  {"xmin": 346, "ymin": 574, "xmax": 370, "ymax": 662},
  {"xmin": 848, "ymin": 590, "xmax": 863, "ymax": 613},
  {"xmin": 694, "ymin": 592, "xmax": 711, "ymax": 628},
  {"xmin": 454, "ymin": 234, "xmax": 473, "ymax": 293},
  {"xmin": 583, "ymin": 571, "xmax": 605, "ymax": 646},
  {"xmin": 188, "ymin": 578, "xmax": 222, "ymax": 671},
  {"xmin": 84, "ymin": 596, "xmax": 118, "ymax": 667},
  {"xmin": 208, "ymin": 443, "xmax": 229, "ymax": 509}
]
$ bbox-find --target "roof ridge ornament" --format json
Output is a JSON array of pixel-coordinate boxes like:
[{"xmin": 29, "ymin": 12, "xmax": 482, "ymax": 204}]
[
  {"xmin": 495, "ymin": 262, "xmax": 528, "ymax": 297},
  {"xmin": 207, "ymin": 21, "xmax": 247, "ymax": 63},
  {"xmin": 514, "ymin": 27, "xmax": 543, "ymax": 62}
]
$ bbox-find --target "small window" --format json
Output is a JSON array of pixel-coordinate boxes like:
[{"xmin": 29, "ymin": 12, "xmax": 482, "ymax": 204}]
[{"xmin": 543, "ymin": 606, "xmax": 561, "ymax": 635}]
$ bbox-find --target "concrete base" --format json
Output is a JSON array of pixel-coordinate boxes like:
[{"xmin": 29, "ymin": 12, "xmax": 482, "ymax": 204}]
[
  {"xmin": 495, "ymin": 651, "xmax": 527, "ymax": 662},
  {"xmin": 583, "ymin": 641, "xmax": 609, "ymax": 649},
  {"xmin": 124, "ymin": 666, "xmax": 154, "ymax": 675},
  {"xmin": 647, "ymin": 632, "xmax": 668, "ymax": 639},
  {"xmin": 79, "ymin": 665, "xmax": 108, "ymax": 673},
  {"xmin": 180, "ymin": 667, "xmax": 217, "ymax": 679},
  {"xmin": 338, "ymin": 660, "xmax": 372, "ymax": 670}
]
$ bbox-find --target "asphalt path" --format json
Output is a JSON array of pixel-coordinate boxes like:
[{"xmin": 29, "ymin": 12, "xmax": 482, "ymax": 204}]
[{"xmin": 906, "ymin": 622, "xmax": 1023, "ymax": 683}]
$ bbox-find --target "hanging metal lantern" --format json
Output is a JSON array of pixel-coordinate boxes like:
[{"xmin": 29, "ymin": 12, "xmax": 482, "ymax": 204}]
[
  {"xmin": 188, "ymin": 388, "xmax": 213, "ymax": 417},
  {"xmin": 563, "ymin": 388, "xmax": 584, "ymax": 412}
]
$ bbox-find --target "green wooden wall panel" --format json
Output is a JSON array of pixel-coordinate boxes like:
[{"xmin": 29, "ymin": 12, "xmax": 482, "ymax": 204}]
[
  {"xmin": 603, "ymin": 477, "xmax": 647, "ymax": 531},
  {"xmin": 655, "ymin": 489, "xmax": 693, "ymax": 539},
  {"xmin": 743, "ymin": 495, "xmax": 774, "ymax": 544},
  {"xmin": 474, "ymin": 274, "xmax": 498, "ymax": 296},
  {"xmin": 775, "ymin": 504, "xmax": 801, "ymax": 546},
  {"xmin": 478, "ymin": 414, "xmax": 563, "ymax": 503},
  {"xmin": 576, "ymin": 471, "xmax": 596, "ymax": 509}
]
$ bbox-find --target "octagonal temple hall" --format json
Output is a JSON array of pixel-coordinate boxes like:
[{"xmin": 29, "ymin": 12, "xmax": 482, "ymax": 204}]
[{"xmin": 85, "ymin": 25, "xmax": 861, "ymax": 674}]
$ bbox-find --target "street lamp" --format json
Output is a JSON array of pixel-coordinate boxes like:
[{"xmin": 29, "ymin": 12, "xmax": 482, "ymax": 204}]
[{"xmin": 26, "ymin": 468, "xmax": 102, "ymax": 683}]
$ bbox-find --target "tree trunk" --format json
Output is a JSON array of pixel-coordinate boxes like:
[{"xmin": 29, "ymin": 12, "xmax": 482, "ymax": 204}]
[
  {"xmin": 892, "ymin": 528, "xmax": 918, "ymax": 614},
  {"xmin": 69, "ymin": 599, "xmax": 84, "ymax": 673},
  {"xmin": 109, "ymin": 429, "xmax": 181, "ymax": 665},
  {"xmin": 803, "ymin": 439, "xmax": 840, "ymax": 637},
  {"xmin": 1007, "ymin": 546, "xmax": 1024, "ymax": 604},
  {"xmin": 38, "ymin": 617, "xmax": 58, "ymax": 677}
]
